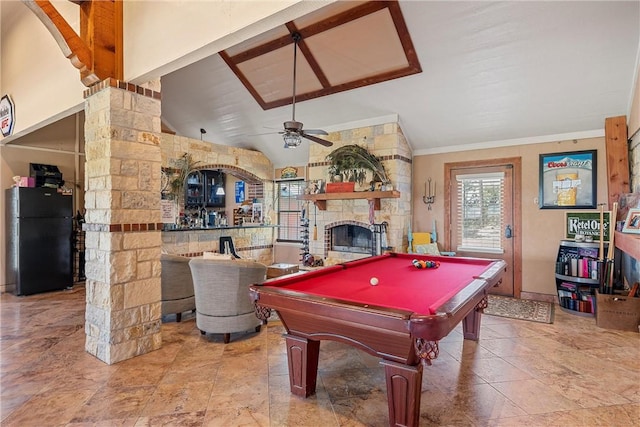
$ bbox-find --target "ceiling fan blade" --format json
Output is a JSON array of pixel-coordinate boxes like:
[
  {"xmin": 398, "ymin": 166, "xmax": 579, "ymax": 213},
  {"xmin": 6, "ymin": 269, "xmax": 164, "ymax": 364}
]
[
  {"xmin": 302, "ymin": 132, "xmax": 333, "ymax": 147},
  {"xmin": 303, "ymin": 129, "xmax": 328, "ymax": 136}
]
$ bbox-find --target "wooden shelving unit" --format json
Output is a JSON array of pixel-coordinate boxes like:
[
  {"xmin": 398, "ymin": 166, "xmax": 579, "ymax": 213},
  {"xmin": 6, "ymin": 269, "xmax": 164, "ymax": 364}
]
[
  {"xmin": 614, "ymin": 231, "xmax": 640, "ymax": 260},
  {"xmin": 298, "ymin": 190, "xmax": 400, "ymax": 210}
]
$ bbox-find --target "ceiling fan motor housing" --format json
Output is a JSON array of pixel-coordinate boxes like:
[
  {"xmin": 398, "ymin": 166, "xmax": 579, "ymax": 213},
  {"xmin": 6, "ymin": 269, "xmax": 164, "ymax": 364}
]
[{"xmin": 284, "ymin": 120, "xmax": 304, "ymax": 132}]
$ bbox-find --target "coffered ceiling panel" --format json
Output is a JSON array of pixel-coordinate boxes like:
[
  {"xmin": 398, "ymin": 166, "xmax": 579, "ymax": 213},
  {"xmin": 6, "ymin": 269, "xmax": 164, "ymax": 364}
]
[
  {"xmin": 236, "ymin": 46, "xmax": 323, "ymax": 104},
  {"xmin": 306, "ymin": 9, "xmax": 409, "ymax": 86},
  {"xmin": 220, "ymin": 1, "xmax": 421, "ymax": 110}
]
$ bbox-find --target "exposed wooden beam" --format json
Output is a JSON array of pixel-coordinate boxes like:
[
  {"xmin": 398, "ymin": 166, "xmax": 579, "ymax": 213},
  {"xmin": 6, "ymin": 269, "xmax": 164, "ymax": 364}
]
[
  {"xmin": 604, "ymin": 115, "xmax": 630, "ymax": 211},
  {"xmin": 79, "ymin": 0, "xmax": 123, "ymax": 83},
  {"xmin": 22, "ymin": 0, "xmax": 122, "ymax": 87}
]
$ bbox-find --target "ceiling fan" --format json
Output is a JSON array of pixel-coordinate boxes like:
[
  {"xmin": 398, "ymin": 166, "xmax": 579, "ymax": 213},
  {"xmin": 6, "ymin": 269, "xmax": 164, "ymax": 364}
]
[{"xmin": 280, "ymin": 32, "xmax": 332, "ymax": 148}]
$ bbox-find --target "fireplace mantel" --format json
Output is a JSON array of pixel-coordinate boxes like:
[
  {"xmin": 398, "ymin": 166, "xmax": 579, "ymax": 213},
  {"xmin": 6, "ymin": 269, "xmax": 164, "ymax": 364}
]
[{"xmin": 299, "ymin": 190, "xmax": 400, "ymax": 210}]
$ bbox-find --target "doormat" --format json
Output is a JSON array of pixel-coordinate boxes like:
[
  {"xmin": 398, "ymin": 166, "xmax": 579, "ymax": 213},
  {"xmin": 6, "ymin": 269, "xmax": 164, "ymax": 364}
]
[{"xmin": 484, "ymin": 295, "xmax": 554, "ymax": 324}]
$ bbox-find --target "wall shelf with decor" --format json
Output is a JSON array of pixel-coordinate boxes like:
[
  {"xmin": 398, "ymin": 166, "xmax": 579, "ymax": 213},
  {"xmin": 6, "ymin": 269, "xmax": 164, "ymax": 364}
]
[
  {"xmin": 614, "ymin": 231, "xmax": 640, "ymax": 260},
  {"xmin": 298, "ymin": 190, "xmax": 400, "ymax": 210}
]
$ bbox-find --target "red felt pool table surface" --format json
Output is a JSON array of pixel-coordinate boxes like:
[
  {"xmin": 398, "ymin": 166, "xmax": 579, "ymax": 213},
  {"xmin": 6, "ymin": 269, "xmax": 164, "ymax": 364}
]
[{"xmin": 264, "ymin": 253, "xmax": 497, "ymax": 315}]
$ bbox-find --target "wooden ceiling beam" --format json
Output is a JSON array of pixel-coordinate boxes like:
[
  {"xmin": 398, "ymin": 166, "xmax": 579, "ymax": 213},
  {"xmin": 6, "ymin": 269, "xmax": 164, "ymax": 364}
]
[
  {"xmin": 22, "ymin": 0, "xmax": 122, "ymax": 87},
  {"xmin": 79, "ymin": 0, "xmax": 123, "ymax": 84}
]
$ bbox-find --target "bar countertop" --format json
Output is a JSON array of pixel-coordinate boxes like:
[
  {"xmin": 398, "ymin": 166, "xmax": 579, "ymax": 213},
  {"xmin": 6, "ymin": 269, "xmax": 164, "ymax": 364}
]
[{"xmin": 162, "ymin": 225, "xmax": 277, "ymax": 232}]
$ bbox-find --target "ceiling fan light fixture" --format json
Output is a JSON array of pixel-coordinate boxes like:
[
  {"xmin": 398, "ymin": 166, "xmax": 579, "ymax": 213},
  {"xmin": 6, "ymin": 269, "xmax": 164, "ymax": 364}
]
[{"xmin": 283, "ymin": 131, "xmax": 302, "ymax": 148}]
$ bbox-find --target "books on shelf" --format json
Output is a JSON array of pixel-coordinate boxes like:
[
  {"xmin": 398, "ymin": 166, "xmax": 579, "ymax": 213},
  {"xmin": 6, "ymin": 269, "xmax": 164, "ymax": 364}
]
[
  {"xmin": 555, "ymin": 247, "xmax": 602, "ymax": 280},
  {"xmin": 558, "ymin": 283, "xmax": 596, "ymax": 313}
]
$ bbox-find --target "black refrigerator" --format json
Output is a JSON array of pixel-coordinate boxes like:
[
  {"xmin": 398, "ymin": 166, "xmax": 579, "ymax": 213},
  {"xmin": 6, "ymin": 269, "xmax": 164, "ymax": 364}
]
[{"xmin": 5, "ymin": 187, "xmax": 73, "ymax": 295}]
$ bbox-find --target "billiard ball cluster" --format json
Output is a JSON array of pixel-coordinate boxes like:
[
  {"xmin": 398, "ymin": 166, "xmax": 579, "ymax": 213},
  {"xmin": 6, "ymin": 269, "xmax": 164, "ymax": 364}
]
[{"xmin": 412, "ymin": 259, "xmax": 440, "ymax": 269}]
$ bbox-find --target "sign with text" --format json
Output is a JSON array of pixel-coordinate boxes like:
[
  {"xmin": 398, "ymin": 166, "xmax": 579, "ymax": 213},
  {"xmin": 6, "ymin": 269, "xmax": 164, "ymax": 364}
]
[
  {"xmin": 565, "ymin": 211, "xmax": 611, "ymax": 241},
  {"xmin": 235, "ymin": 181, "xmax": 245, "ymax": 203},
  {"xmin": 0, "ymin": 94, "xmax": 15, "ymax": 137},
  {"xmin": 161, "ymin": 199, "xmax": 176, "ymax": 223}
]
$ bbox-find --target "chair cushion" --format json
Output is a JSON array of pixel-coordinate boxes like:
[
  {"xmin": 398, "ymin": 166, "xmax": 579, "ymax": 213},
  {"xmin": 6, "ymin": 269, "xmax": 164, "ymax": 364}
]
[{"xmin": 413, "ymin": 243, "xmax": 441, "ymax": 255}]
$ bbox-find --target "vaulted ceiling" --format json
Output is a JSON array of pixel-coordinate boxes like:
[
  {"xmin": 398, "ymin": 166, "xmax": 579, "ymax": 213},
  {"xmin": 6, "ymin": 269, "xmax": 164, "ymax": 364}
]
[
  {"xmin": 160, "ymin": 1, "xmax": 639, "ymax": 167},
  {"xmin": 16, "ymin": 1, "xmax": 635, "ymax": 169}
]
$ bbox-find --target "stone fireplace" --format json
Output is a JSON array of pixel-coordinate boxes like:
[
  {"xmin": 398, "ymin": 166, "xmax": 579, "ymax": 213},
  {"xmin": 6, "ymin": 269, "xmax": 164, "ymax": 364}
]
[
  {"xmin": 326, "ymin": 221, "xmax": 373, "ymax": 256},
  {"xmin": 304, "ymin": 120, "xmax": 413, "ymax": 265},
  {"xmin": 325, "ymin": 220, "xmax": 393, "ymax": 260}
]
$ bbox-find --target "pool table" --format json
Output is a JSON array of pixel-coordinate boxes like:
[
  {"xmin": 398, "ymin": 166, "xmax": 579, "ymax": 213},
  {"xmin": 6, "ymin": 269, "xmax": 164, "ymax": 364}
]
[{"xmin": 249, "ymin": 252, "xmax": 506, "ymax": 427}]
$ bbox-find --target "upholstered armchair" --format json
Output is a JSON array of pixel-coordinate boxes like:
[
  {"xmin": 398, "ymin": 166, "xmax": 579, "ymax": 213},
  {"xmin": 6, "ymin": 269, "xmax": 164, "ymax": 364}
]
[
  {"xmin": 188, "ymin": 258, "xmax": 267, "ymax": 343},
  {"xmin": 160, "ymin": 254, "xmax": 196, "ymax": 322}
]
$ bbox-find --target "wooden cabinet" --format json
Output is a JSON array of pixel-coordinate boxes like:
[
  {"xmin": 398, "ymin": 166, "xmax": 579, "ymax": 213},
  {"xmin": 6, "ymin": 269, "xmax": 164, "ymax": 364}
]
[
  {"xmin": 233, "ymin": 209, "xmax": 253, "ymax": 226},
  {"xmin": 185, "ymin": 170, "xmax": 225, "ymax": 208}
]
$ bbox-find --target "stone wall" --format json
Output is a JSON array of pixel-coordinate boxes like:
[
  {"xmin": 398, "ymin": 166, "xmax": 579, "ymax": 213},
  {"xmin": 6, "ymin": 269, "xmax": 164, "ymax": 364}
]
[
  {"xmin": 160, "ymin": 133, "xmax": 276, "ymax": 264},
  {"xmin": 83, "ymin": 79, "xmax": 163, "ymax": 364},
  {"xmin": 162, "ymin": 226, "xmax": 275, "ymax": 265},
  {"xmin": 306, "ymin": 122, "xmax": 413, "ymax": 265}
]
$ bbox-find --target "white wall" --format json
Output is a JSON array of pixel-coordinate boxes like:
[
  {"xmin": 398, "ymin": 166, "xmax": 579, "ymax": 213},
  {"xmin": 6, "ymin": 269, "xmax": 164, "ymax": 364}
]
[
  {"xmin": 0, "ymin": 1, "xmax": 86, "ymax": 141},
  {"xmin": 0, "ymin": 1, "xmax": 330, "ymax": 143}
]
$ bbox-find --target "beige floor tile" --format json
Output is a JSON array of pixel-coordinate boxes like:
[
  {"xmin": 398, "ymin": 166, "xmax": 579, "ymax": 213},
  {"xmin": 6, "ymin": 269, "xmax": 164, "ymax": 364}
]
[
  {"xmin": 464, "ymin": 357, "xmax": 533, "ymax": 383},
  {"xmin": 69, "ymin": 385, "xmax": 156, "ymax": 422},
  {"xmin": 1, "ymin": 388, "xmax": 95, "ymax": 426},
  {"xmin": 141, "ymin": 381, "xmax": 213, "ymax": 417},
  {"xmin": 134, "ymin": 410, "xmax": 206, "ymax": 427},
  {"xmin": 204, "ymin": 390, "xmax": 270, "ymax": 426},
  {"xmin": 492, "ymin": 378, "xmax": 582, "ymax": 415},
  {"xmin": 330, "ymin": 389, "xmax": 390, "ymax": 426},
  {"xmin": 2, "ymin": 286, "xmax": 639, "ymax": 426}
]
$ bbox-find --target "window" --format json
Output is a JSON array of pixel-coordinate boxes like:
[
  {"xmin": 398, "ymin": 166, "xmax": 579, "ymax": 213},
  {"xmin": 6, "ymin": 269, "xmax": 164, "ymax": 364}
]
[
  {"xmin": 455, "ymin": 172, "xmax": 504, "ymax": 253},
  {"xmin": 276, "ymin": 179, "xmax": 305, "ymax": 242}
]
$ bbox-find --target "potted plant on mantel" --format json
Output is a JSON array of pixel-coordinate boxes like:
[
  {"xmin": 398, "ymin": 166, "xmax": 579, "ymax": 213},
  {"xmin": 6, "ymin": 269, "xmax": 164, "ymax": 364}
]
[{"xmin": 325, "ymin": 144, "xmax": 390, "ymax": 192}]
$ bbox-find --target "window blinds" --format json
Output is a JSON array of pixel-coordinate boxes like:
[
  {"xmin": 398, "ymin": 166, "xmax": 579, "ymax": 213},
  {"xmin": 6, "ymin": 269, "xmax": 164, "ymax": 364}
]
[{"xmin": 455, "ymin": 172, "xmax": 505, "ymax": 254}]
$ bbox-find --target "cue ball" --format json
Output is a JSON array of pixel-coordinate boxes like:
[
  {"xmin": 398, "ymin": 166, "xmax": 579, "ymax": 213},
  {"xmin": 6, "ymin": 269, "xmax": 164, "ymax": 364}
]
[{"xmin": 370, "ymin": 277, "xmax": 379, "ymax": 286}]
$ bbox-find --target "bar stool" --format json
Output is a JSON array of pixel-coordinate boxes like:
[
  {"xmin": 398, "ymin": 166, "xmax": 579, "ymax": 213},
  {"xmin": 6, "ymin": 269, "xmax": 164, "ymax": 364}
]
[{"xmin": 219, "ymin": 236, "xmax": 240, "ymax": 258}]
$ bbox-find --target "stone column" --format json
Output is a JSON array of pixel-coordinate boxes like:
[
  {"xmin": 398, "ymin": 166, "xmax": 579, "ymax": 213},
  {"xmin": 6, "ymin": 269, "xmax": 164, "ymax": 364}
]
[{"xmin": 83, "ymin": 78, "xmax": 163, "ymax": 364}]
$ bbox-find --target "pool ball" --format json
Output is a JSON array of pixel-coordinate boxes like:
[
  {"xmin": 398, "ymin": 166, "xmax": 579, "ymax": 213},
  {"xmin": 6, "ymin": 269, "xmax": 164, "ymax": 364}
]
[{"xmin": 370, "ymin": 277, "xmax": 379, "ymax": 286}]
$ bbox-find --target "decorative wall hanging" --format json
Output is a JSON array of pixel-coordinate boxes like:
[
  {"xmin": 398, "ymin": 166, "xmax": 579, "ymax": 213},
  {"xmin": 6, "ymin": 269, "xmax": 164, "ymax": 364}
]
[{"xmin": 539, "ymin": 150, "xmax": 597, "ymax": 209}]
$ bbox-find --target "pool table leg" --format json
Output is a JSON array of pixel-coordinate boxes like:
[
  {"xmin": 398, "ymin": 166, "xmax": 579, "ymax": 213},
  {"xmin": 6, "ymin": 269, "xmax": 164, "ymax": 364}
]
[
  {"xmin": 380, "ymin": 359, "xmax": 423, "ymax": 427},
  {"xmin": 284, "ymin": 334, "xmax": 320, "ymax": 397},
  {"xmin": 462, "ymin": 296, "xmax": 489, "ymax": 340}
]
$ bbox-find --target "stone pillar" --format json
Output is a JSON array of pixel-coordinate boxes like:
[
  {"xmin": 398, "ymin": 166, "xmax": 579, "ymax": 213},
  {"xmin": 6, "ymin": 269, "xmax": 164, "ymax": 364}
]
[{"xmin": 83, "ymin": 78, "xmax": 163, "ymax": 364}]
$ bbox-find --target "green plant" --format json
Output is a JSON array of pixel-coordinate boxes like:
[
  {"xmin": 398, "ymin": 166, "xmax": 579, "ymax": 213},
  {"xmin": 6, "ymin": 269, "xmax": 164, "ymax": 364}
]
[
  {"xmin": 164, "ymin": 153, "xmax": 199, "ymax": 200},
  {"xmin": 325, "ymin": 145, "xmax": 389, "ymax": 185}
]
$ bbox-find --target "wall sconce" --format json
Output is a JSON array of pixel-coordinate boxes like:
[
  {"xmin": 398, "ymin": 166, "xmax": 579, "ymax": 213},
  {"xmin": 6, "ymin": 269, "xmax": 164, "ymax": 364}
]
[{"xmin": 423, "ymin": 178, "xmax": 435, "ymax": 210}]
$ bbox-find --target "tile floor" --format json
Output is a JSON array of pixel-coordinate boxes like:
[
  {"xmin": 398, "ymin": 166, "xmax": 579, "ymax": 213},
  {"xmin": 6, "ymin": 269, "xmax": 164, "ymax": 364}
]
[{"xmin": 1, "ymin": 286, "xmax": 639, "ymax": 426}]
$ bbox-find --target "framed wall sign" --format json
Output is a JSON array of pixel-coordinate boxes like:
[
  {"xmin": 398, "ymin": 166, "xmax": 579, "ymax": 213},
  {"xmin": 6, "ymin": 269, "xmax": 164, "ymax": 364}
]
[
  {"xmin": 565, "ymin": 211, "xmax": 611, "ymax": 241},
  {"xmin": 539, "ymin": 150, "xmax": 597, "ymax": 209},
  {"xmin": 0, "ymin": 94, "xmax": 15, "ymax": 137},
  {"xmin": 235, "ymin": 181, "xmax": 245, "ymax": 203}
]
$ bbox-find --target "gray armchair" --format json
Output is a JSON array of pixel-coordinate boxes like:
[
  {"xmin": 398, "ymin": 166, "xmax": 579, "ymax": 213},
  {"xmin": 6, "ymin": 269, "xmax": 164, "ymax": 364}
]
[
  {"xmin": 188, "ymin": 258, "xmax": 267, "ymax": 343},
  {"xmin": 161, "ymin": 254, "xmax": 196, "ymax": 322}
]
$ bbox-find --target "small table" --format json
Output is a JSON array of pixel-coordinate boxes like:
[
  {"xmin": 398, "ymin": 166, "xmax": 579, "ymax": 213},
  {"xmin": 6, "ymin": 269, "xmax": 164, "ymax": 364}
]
[
  {"xmin": 266, "ymin": 263, "xmax": 299, "ymax": 279},
  {"xmin": 250, "ymin": 252, "xmax": 506, "ymax": 427}
]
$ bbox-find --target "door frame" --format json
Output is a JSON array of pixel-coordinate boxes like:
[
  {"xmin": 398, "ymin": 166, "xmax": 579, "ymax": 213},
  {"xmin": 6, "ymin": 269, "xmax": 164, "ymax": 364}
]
[{"xmin": 444, "ymin": 157, "xmax": 522, "ymax": 298}]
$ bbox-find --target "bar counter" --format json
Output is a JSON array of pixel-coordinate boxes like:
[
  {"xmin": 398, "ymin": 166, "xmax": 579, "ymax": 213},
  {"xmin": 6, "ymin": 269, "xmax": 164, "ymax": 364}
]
[{"xmin": 161, "ymin": 225, "xmax": 276, "ymax": 265}]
